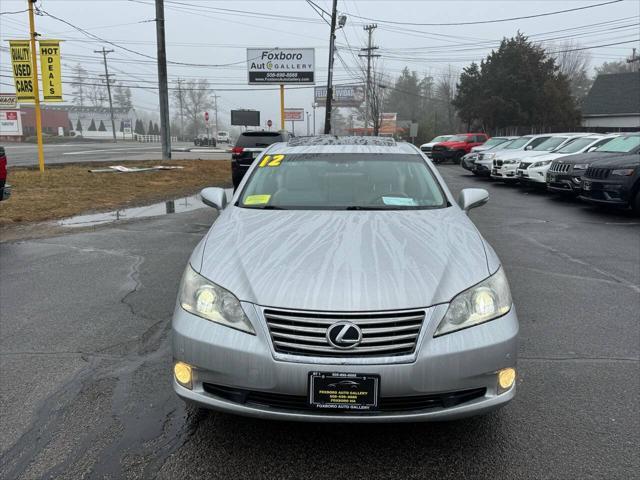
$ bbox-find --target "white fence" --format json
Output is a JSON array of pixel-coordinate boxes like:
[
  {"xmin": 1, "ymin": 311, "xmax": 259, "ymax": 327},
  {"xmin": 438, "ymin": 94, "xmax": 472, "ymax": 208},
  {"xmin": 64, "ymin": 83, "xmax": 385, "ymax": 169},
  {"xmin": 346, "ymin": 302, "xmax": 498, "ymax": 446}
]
[{"xmin": 133, "ymin": 133, "xmax": 178, "ymax": 143}]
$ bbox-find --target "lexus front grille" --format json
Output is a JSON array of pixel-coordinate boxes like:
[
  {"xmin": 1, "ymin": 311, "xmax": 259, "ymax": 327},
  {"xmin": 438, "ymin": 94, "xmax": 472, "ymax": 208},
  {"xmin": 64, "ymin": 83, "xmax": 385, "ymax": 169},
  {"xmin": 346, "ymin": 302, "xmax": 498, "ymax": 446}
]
[{"xmin": 263, "ymin": 308, "xmax": 425, "ymax": 357}]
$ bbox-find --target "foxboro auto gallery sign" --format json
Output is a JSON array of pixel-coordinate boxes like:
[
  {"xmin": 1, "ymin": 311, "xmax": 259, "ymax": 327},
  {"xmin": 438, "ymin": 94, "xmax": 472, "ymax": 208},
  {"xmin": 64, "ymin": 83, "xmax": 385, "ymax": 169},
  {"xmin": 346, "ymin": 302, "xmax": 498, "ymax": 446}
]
[{"xmin": 247, "ymin": 48, "xmax": 315, "ymax": 84}]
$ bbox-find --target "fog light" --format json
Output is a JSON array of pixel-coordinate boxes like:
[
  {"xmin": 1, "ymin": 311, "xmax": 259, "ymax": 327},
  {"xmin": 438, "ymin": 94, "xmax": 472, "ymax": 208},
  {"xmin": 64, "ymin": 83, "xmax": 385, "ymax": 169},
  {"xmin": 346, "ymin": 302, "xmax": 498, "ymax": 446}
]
[
  {"xmin": 498, "ymin": 367, "xmax": 516, "ymax": 391},
  {"xmin": 174, "ymin": 361, "xmax": 193, "ymax": 389}
]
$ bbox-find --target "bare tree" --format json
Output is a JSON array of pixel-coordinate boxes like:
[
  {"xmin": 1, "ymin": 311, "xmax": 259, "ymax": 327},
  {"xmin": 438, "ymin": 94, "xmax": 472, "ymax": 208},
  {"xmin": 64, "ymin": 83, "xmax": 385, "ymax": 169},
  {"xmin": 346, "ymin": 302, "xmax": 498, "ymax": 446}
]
[
  {"xmin": 553, "ymin": 41, "xmax": 592, "ymax": 101},
  {"xmin": 435, "ymin": 65, "xmax": 458, "ymax": 132},
  {"xmin": 71, "ymin": 64, "xmax": 89, "ymax": 107},
  {"xmin": 177, "ymin": 79, "xmax": 213, "ymax": 136},
  {"xmin": 356, "ymin": 61, "xmax": 391, "ymax": 135}
]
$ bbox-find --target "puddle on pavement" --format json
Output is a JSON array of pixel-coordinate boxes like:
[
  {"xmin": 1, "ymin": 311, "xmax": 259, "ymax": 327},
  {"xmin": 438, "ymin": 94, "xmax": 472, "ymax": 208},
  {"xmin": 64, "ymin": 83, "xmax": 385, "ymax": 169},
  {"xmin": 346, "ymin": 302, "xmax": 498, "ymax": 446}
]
[{"xmin": 58, "ymin": 195, "xmax": 206, "ymax": 228}]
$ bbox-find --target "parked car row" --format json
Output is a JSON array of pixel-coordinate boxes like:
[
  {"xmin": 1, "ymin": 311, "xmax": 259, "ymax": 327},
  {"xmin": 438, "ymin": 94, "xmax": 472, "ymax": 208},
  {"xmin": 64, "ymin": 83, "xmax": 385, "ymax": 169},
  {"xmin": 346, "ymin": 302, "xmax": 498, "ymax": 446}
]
[
  {"xmin": 460, "ymin": 132, "xmax": 640, "ymax": 213},
  {"xmin": 420, "ymin": 133, "xmax": 489, "ymax": 164}
]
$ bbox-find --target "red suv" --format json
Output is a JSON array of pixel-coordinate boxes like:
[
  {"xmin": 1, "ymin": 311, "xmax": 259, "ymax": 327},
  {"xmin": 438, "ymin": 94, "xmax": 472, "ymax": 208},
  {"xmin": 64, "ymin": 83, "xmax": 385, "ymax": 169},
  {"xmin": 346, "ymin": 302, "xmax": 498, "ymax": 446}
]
[
  {"xmin": 431, "ymin": 133, "xmax": 489, "ymax": 164},
  {"xmin": 0, "ymin": 146, "xmax": 9, "ymax": 201}
]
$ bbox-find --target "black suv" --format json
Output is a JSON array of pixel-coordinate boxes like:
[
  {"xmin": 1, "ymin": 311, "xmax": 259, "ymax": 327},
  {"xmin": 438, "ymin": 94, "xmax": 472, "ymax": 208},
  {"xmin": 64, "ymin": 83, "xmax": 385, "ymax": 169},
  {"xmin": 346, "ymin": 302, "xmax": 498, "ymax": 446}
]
[
  {"xmin": 232, "ymin": 131, "xmax": 291, "ymax": 188},
  {"xmin": 547, "ymin": 135, "xmax": 638, "ymax": 195},
  {"xmin": 578, "ymin": 135, "xmax": 640, "ymax": 213}
]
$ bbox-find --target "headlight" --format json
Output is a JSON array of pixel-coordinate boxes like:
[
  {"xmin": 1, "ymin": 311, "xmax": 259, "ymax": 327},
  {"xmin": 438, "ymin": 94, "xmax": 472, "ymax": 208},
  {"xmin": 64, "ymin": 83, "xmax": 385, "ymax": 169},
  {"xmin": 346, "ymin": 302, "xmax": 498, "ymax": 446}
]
[
  {"xmin": 532, "ymin": 160, "xmax": 552, "ymax": 168},
  {"xmin": 435, "ymin": 267, "xmax": 512, "ymax": 337},
  {"xmin": 573, "ymin": 163, "xmax": 589, "ymax": 170},
  {"xmin": 485, "ymin": 153, "xmax": 496, "ymax": 160},
  {"xmin": 611, "ymin": 168, "xmax": 635, "ymax": 176},
  {"xmin": 179, "ymin": 264, "xmax": 255, "ymax": 334}
]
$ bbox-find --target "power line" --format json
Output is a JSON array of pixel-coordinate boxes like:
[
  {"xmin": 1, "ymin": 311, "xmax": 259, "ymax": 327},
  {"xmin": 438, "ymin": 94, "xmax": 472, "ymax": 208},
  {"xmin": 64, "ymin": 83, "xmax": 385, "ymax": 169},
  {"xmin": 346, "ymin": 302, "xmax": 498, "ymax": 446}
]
[{"xmin": 346, "ymin": 0, "xmax": 624, "ymax": 27}]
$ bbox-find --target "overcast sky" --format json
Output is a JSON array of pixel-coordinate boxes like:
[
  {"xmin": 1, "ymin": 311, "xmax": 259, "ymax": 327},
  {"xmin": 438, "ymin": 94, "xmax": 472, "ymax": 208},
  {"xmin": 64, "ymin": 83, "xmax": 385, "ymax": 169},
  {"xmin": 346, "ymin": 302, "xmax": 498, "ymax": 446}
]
[{"xmin": 1, "ymin": 0, "xmax": 638, "ymax": 130}]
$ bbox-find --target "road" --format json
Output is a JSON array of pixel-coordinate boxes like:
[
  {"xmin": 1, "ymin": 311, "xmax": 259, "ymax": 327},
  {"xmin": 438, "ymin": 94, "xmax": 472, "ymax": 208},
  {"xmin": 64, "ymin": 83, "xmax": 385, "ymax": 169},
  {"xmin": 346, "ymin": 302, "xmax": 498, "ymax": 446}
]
[
  {"xmin": 4, "ymin": 141, "xmax": 230, "ymax": 166},
  {"xmin": 1, "ymin": 165, "xmax": 638, "ymax": 479}
]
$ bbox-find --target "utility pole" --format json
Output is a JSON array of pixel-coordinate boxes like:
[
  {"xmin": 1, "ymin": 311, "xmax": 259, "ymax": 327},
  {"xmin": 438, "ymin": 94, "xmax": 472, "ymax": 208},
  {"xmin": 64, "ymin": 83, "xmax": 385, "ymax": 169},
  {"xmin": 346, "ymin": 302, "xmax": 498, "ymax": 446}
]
[
  {"xmin": 359, "ymin": 24, "xmax": 379, "ymax": 136},
  {"xmin": 312, "ymin": 102, "xmax": 317, "ymax": 135},
  {"xmin": 155, "ymin": 0, "xmax": 171, "ymax": 159},
  {"xmin": 95, "ymin": 47, "xmax": 117, "ymax": 142},
  {"xmin": 306, "ymin": 112, "xmax": 311, "ymax": 135},
  {"xmin": 176, "ymin": 78, "xmax": 185, "ymax": 140},
  {"xmin": 627, "ymin": 48, "xmax": 639, "ymax": 71},
  {"xmin": 323, "ymin": 0, "xmax": 338, "ymax": 134}
]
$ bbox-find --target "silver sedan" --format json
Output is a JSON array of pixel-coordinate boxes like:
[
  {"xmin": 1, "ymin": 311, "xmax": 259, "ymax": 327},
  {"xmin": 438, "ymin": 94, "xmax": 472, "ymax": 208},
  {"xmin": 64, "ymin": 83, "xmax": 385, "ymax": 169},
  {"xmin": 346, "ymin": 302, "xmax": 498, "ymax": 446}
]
[{"xmin": 172, "ymin": 136, "xmax": 518, "ymax": 422}]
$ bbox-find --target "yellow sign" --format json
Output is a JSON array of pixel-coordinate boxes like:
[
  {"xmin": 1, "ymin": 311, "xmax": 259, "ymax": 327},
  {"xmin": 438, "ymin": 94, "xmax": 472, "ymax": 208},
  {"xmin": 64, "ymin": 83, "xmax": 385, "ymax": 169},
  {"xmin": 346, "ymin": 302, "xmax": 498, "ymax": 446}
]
[
  {"xmin": 244, "ymin": 194, "xmax": 271, "ymax": 205},
  {"xmin": 258, "ymin": 154, "xmax": 285, "ymax": 167},
  {"xmin": 39, "ymin": 40, "xmax": 63, "ymax": 102},
  {"xmin": 8, "ymin": 40, "xmax": 35, "ymax": 102}
]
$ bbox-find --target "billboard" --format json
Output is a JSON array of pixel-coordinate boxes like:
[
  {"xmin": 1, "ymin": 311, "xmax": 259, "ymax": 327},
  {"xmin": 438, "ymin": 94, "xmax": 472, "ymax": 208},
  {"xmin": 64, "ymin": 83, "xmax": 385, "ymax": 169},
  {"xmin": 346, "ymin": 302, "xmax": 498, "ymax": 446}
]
[
  {"xmin": 247, "ymin": 48, "xmax": 315, "ymax": 84},
  {"xmin": 314, "ymin": 85, "xmax": 364, "ymax": 107},
  {"xmin": 284, "ymin": 108, "xmax": 304, "ymax": 122},
  {"xmin": 231, "ymin": 109, "xmax": 260, "ymax": 126}
]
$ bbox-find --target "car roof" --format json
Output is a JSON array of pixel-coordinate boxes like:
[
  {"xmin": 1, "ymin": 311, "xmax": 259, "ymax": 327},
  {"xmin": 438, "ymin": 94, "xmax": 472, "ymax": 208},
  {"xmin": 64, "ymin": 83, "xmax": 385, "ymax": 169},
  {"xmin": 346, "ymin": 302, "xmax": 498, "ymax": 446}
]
[{"xmin": 274, "ymin": 136, "xmax": 417, "ymax": 155}]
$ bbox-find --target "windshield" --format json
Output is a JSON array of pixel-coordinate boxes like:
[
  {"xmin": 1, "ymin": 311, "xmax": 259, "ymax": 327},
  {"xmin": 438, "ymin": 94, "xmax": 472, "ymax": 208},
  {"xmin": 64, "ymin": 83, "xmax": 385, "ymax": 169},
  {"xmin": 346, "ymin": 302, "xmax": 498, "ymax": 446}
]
[
  {"xmin": 239, "ymin": 153, "xmax": 447, "ymax": 210},
  {"xmin": 556, "ymin": 137, "xmax": 599, "ymax": 154},
  {"xmin": 430, "ymin": 135, "xmax": 451, "ymax": 143},
  {"xmin": 490, "ymin": 139, "xmax": 515, "ymax": 151},
  {"xmin": 482, "ymin": 137, "xmax": 508, "ymax": 148},
  {"xmin": 533, "ymin": 136, "xmax": 568, "ymax": 151},
  {"xmin": 596, "ymin": 135, "xmax": 640, "ymax": 153},
  {"xmin": 447, "ymin": 135, "xmax": 469, "ymax": 142},
  {"xmin": 504, "ymin": 137, "xmax": 530, "ymax": 149}
]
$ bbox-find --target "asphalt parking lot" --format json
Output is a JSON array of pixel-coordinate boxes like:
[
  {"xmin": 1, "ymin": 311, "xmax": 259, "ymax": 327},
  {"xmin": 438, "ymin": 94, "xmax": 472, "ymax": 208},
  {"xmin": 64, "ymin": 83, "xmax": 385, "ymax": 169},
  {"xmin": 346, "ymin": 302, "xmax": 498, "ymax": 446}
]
[{"xmin": 1, "ymin": 164, "xmax": 638, "ymax": 479}]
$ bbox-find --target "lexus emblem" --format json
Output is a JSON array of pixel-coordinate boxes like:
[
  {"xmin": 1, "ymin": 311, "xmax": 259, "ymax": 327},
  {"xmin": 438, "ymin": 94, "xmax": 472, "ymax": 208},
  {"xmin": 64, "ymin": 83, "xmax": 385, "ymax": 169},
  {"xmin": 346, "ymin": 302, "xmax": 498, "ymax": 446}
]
[{"xmin": 326, "ymin": 322, "xmax": 362, "ymax": 349}]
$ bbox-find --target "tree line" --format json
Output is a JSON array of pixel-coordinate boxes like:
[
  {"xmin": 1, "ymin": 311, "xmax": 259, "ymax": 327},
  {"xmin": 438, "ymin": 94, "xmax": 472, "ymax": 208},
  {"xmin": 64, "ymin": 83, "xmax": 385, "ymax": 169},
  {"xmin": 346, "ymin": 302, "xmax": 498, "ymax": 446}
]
[{"xmin": 381, "ymin": 33, "xmax": 637, "ymax": 143}]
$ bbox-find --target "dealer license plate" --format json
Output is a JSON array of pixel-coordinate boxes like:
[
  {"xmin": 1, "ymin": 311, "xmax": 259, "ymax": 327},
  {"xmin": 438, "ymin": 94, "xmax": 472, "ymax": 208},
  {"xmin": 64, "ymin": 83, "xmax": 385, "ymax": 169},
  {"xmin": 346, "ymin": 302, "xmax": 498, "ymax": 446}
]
[
  {"xmin": 583, "ymin": 180, "xmax": 591, "ymax": 191},
  {"xmin": 309, "ymin": 372, "xmax": 379, "ymax": 411}
]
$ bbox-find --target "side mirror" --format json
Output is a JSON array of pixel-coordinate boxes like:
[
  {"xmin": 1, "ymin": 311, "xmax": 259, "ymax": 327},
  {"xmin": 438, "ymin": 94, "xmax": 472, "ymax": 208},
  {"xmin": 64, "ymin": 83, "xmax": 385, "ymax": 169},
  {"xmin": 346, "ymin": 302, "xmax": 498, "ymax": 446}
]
[
  {"xmin": 586, "ymin": 146, "xmax": 598, "ymax": 153},
  {"xmin": 458, "ymin": 188, "xmax": 489, "ymax": 213},
  {"xmin": 525, "ymin": 145, "xmax": 533, "ymax": 151},
  {"xmin": 200, "ymin": 187, "xmax": 227, "ymax": 210}
]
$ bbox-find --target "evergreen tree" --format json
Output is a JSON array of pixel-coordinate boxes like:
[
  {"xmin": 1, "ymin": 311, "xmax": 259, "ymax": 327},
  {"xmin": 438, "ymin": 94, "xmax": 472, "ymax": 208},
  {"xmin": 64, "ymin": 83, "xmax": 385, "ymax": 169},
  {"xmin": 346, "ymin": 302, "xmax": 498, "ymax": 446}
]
[
  {"xmin": 98, "ymin": 120, "xmax": 107, "ymax": 132},
  {"xmin": 88, "ymin": 119, "xmax": 97, "ymax": 131},
  {"xmin": 148, "ymin": 120, "xmax": 154, "ymax": 136},
  {"xmin": 75, "ymin": 119, "xmax": 83, "ymax": 132},
  {"xmin": 453, "ymin": 33, "xmax": 580, "ymax": 132},
  {"xmin": 153, "ymin": 122, "xmax": 160, "ymax": 135}
]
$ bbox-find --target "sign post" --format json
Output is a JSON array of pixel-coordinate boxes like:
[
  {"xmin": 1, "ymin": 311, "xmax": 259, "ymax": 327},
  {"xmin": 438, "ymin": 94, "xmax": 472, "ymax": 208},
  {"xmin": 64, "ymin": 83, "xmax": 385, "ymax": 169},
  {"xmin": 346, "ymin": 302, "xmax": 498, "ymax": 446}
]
[
  {"xmin": 267, "ymin": 119, "xmax": 273, "ymax": 131},
  {"xmin": 246, "ymin": 48, "xmax": 315, "ymax": 133},
  {"xmin": 28, "ymin": 1, "xmax": 45, "ymax": 172}
]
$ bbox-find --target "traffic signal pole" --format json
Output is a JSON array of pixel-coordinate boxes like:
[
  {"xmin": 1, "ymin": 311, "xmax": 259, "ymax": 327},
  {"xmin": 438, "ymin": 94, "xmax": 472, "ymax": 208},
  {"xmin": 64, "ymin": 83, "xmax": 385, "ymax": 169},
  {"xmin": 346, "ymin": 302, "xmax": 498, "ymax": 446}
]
[{"xmin": 27, "ymin": 0, "xmax": 45, "ymax": 172}]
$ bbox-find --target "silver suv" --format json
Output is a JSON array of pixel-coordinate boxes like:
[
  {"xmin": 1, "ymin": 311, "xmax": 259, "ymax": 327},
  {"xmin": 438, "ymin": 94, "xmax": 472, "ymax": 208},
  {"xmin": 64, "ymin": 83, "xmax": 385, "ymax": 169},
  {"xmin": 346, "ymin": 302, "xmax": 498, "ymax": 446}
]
[{"xmin": 172, "ymin": 136, "xmax": 519, "ymax": 422}]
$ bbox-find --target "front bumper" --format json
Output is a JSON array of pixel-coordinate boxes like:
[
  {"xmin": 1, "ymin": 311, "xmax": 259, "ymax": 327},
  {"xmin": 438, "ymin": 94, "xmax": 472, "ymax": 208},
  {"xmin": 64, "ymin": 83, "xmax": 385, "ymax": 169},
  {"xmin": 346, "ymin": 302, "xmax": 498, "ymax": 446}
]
[
  {"xmin": 547, "ymin": 171, "xmax": 583, "ymax": 194},
  {"xmin": 431, "ymin": 150, "xmax": 454, "ymax": 162},
  {"xmin": 491, "ymin": 164, "xmax": 518, "ymax": 180},
  {"xmin": 579, "ymin": 178, "xmax": 634, "ymax": 207},
  {"xmin": 172, "ymin": 303, "xmax": 519, "ymax": 422},
  {"xmin": 516, "ymin": 167, "xmax": 547, "ymax": 184}
]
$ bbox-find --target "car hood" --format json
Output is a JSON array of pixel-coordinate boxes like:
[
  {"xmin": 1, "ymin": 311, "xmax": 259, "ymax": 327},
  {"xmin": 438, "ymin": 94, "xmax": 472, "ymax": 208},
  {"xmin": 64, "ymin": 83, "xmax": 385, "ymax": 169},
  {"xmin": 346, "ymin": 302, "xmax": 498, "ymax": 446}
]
[
  {"xmin": 495, "ymin": 150, "xmax": 548, "ymax": 160},
  {"xmin": 584, "ymin": 154, "xmax": 640, "ymax": 168},
  {"xmin": 197, "ymin": 207, "xmax": 491, "ymax": 311},
  {"xmin": 556, "ymin": 151, "xmax": 636, "ymax": 164},
  {"xmin": 436, "ymin": 141, "xmax": 467, "ymax": 149}
]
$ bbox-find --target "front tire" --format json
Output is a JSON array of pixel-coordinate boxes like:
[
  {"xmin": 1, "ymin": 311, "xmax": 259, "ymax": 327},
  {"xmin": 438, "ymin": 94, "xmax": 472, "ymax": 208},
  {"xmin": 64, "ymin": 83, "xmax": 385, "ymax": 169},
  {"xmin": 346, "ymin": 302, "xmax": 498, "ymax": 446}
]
[
  {"xmin": 632, "ymin": 190, "xmax": 640, "ymax": 215},
  {"xmin": 453, "ymin": 151, "xmax": 465, "ymax": 164}
]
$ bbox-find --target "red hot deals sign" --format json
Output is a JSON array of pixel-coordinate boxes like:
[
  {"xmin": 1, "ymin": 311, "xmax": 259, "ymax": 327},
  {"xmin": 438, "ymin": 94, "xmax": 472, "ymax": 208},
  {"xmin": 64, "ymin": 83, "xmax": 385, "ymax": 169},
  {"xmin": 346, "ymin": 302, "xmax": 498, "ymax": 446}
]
[
  {"xmin": 247, "ymin": 48, "xmax": 315, "ymax": 84},
  {"xmin": 284, "ymin": 108, "xmax": 305, "ymax": 122}
]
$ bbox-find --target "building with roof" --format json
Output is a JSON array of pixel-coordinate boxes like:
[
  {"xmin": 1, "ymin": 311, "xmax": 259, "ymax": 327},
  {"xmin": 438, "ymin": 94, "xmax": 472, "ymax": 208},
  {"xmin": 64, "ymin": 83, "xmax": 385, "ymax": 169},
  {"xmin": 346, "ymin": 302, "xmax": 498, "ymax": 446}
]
[{"xmin": 581, "ymin": 72, "xmax": 640, "ymax": 131}]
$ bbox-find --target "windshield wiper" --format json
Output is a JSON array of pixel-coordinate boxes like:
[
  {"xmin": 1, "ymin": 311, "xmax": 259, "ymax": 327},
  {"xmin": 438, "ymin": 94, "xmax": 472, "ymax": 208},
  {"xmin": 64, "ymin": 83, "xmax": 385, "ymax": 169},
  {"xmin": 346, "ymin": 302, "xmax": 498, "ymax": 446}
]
[
  {"xmin": 241, "ymin": 205, "xmax": 286, "ymax": 210},
  {"xmin": 345, "ymin": 206, "xmax": 393, "ymax": 210}
]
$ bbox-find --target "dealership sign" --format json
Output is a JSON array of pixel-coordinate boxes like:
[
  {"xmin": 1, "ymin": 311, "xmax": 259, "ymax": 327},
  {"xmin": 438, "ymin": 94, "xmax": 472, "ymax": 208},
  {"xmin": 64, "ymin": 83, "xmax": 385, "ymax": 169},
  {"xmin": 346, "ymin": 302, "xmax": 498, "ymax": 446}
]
[
  {"xmin": 284, "ymin": 108, "xmax": 304, "ymax": 122},
  {"xmin": 0, "ymin": 109, "xmax": 22, "ymax": 136},
  {"xmin": 39, "ymin": 40, "xmax": 63, "ymax": 102},
  {"xmin": 247, "ymin": 48, "xmax": 315, "ymax": 84},
  {"xmin": 0, "ymin": 94, "xmax": 17, "ymax": 109},
  {"xmin": 8, "ymin": 40, "xmax": 35, "ymax": 102},
  {"xmin": 314, "ymin": 85, "xmax": 364, "ymax": 107}
]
